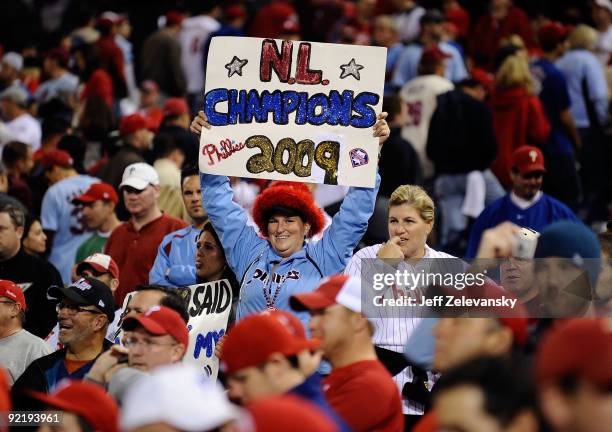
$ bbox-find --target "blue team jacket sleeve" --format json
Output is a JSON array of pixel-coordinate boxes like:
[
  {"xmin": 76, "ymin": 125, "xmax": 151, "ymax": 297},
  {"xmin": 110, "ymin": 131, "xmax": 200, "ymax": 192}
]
[
  {"xmin": 311, "ymin": 172, "xmax": 381, "ymax": 274},
  {"xmin": 149, "ymin": 237, "xmax": 172, "ymax": 286},
  {"xmin": 200, "ymin": 173, "xmax": 266, "ymax": 277}
]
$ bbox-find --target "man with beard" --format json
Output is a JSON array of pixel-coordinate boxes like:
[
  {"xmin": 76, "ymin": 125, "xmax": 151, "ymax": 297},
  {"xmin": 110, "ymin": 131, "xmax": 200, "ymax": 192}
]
[
  {"xmin": 11, "ymin": 277, "xmax": 115, "ymax": 408},
  {"xmin": 466, "ymin": 146, "xmax": 578, "ymax": 258}
]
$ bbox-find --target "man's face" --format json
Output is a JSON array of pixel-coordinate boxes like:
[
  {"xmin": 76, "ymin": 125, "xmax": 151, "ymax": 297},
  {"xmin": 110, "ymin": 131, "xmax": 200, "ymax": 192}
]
[
  {"xmin": 571, "ymin": 380, "xmax": 612, "ymax": 432},
  {"xmin": 534, "ymin": 258, "xmax": 591, "ymax": 317},
  {"xmin": 500, "ymin": 257, "xmax": 535, "ymax": 297},
  {"xmin": 433, "ymin": 318, "xmax": 501, "ymax": 372},
  {"xmin": 0, "ymin": 297, "xmax": 19, "ymax": 328},
  {"xmin": 126, "ymin": 327, "xmax": 182, "ymax": 371},
  {"xmin": 309, "ymin": 304, "xmax": 353, "ymax": 359},
  {"xmin": 81, "ymin": 200, "xmax": 114, "ymax": 231},
  {"xmin": 44, "ymin": 166, "xmax": 64, "ymax": 185},
  {"xmin": 123, "ymin": 185, "xmax": 158, "ymax": 218},
  {"xmin": 18, "ymin": 146, "xmax": 34, "ymax": 175},
  {"xmin": 0, "ymin": 212, "xmax": 22, "ymax": 261},
  {"xmin": 181, "ymin": 175, "xmax": 205, "ymax": 222},
  {"xmin": 123, "ymin": 290, "xmax": 165, "ymax": 320},
  {"xmin": 436, "ymin": 385, "xmax": 508, "ymax": 432},
  {"xmin": 226, "ymin": 365, "xmax": 275, "ymax": 405},
  {"xmin": 511, "ymin": 170, "xmax": 543, "ymax": 200},
  {"xmin": 57, "ymin": 299, "xmax": 106, "ymax": 346}
]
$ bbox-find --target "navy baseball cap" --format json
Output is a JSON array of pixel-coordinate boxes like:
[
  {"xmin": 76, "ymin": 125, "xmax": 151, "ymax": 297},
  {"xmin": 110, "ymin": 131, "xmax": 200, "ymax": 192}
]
[{"xmin": 48, "ymin": 277, "xmax": 116, "ymax": 321}]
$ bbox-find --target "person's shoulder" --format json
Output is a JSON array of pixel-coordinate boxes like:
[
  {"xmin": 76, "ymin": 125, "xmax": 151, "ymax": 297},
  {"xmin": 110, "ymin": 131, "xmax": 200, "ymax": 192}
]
[
  {"xmin": 353, "ymin": 244, "xmax": 382, "ymax": 259},
  {"xmin": 160, "ymin": 214, "xmax": 189, "ymax": 229},
  {"xmin": 542, "ymin": 193, "xmax": 577, "ymax": 214},
  {"xmin": 162, "ymin": 225, "xmax": 194, "ymax": 243}
]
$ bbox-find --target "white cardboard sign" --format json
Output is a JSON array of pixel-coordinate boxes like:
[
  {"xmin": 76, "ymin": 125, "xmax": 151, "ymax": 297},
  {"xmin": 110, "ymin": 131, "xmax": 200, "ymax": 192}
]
[{"xmin": 199, "ymin": 36, "xmax": 386, "ymax": 187}]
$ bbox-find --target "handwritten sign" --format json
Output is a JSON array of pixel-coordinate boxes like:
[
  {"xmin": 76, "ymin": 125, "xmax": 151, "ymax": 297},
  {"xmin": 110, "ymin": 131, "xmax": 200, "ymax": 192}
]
[
  {"xmin": 113, "ymin": 281, "xmax": 231, "ymax": 382},
  {"xmin": 183, "ymin": 280, "xmax": 232, "ymax": 381},
  {"xmin": 200, "ymin": 37, "xmax": 386, "ymax": 187}
]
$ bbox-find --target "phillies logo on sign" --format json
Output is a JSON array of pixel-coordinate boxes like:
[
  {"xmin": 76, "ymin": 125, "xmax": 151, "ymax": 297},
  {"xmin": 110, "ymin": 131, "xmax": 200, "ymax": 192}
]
[{"xmin": 349, "ymin": 148, "xmax": 369, "ymax": 167}]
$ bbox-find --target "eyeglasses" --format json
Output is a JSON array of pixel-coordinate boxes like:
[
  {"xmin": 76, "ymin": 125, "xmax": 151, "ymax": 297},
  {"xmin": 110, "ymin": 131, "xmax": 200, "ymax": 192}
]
[
  {"xmin": 56, "ymin": 301, "xmax": 103, "ymax": 315},
  {"xmin": 124, "ymin": 337, "xmax": 177, "ymax": 351}
]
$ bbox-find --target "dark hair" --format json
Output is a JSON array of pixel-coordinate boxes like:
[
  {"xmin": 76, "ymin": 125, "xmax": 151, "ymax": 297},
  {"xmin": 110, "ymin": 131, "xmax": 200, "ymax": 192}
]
[
  {"xmin": 198, "ymin": 222, "xmax": 239, "ymax": 296},
  {"xmin": 153, "ymin": 134, "xmax": 183, "ymax": 161},
  {"xmin": 262, "ymin": 205, "xmax": 306, "ymax": 225},
  {"xmin": 58, "ymin": 134, "xmax": 86, "ymax": 174},
  {"xmin": 188, "ymin": 0, "xmax": 222, "ymax": 15},
  {"xmin": 0, "ymin": 203, "xmax": 25, "ymax": 228},
  {"xmin": 181, "ymin": 165, "xmax": 199, "ymax": 188},
  {"xmin": 2, "ymin": 141, "xmax": 30, "ymax": 168},
  {"xmin": 21, "ymin": 214, "xmax": 40, "ymax": 244},
  {"xmin": 433, "ymin": 357, "xmax": 535, "ymax": 428},
  {"xmin": 458, "ymin": 78, "xmax": 484, "ymax": 90},
  {"xmin": 79, "ymin": 96, "xmax": 115, "ymax": 141},
  {"xmin": 382, "ymin": 95, "xmax": 402, "ymax": 124},
  {"xmin": 134, "ymin": 284, "xmax": 190, "ymax": 323},
  {"xmin": 71, "ymin": 43, "xmax": 101, "ymax": 81}
]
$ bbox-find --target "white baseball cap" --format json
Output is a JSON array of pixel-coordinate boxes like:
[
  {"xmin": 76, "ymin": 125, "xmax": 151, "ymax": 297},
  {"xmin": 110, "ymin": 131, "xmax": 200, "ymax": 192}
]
[
  {"xmin": 119, "ymin": 162, "xmax": 160, "ymax": 190},
  {"xmin": 2, "ymin": 52, "xmax": 23, "ymax": 71},
  {"xmin": 121, "ymin": 364, "xmax": 240, "ymax": 431}
]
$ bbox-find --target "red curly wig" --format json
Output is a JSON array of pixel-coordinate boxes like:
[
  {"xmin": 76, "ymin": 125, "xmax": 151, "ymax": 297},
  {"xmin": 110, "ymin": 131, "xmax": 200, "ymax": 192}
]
[{"xmin": 252, "ymin": 181, "xmax": 325, "ymax": 238}]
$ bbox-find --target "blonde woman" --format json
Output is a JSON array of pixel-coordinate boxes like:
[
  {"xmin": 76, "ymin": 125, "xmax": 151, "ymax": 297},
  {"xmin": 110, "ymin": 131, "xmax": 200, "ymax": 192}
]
[
  {"xmin": 489, "ymin": 49, "xmax": 550, "ymax": 187},
  {"xmin": 344, "ymin": 184, "xmax": 456, "ymax": 425},
  {"xmin": 556, "ymin": 25, "xmax": 609, "ymax": 220}
]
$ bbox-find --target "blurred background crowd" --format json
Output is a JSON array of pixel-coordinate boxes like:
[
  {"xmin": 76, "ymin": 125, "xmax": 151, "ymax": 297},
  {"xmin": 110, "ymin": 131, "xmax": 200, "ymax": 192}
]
[{"xmin": 0, "ymin": 1, "xmax": 610, "ymax": 431}]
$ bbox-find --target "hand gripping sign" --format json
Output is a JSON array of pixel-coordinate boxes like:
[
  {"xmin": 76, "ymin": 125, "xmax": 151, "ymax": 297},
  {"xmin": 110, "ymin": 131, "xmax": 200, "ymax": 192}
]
[{"xmin": 200, "ymin": 37, "xmax": 387, "ymax": 187}]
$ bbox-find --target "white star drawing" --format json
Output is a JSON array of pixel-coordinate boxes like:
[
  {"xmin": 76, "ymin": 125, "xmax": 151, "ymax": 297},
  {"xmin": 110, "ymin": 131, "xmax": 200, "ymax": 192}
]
[
  {"xmin": 339, "ymin": 58, "xmax": 364, "ymax": 80},
  {"xmin": 225, "ymin": 56, "xmax": 248, "ymax": 77}
]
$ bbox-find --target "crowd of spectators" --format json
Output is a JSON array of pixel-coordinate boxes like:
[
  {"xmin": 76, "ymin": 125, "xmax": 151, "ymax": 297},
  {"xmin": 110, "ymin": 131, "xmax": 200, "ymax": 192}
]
[{"xmin": 0, "ymin": 1, "xmax": 611, "ymax": 431}]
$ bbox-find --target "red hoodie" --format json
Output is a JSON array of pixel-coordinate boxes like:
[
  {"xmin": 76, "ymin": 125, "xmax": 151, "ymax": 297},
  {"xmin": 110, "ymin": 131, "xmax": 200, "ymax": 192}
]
[{"xmin": 489, "ymin": 86, "xmax": 550, "ymax": 188}]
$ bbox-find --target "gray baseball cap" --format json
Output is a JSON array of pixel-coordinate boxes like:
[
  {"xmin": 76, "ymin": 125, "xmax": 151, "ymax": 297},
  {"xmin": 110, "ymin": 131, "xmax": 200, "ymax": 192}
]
[{"xmin": 0, "ymin": 86, "xmax": 28, "ymax": 107}]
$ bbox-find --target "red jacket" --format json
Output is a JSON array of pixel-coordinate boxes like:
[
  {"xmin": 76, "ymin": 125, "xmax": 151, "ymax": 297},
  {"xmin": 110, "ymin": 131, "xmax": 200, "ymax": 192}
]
[
  {"xmin": 470, "ymin": 7, "xmax": 536, "ymax": 70},
  {"xmin": 95, "ymin": 36, "xmax": 127, "ymax": 98},
  {"xmin": 489, "ymin": 86, "xmax": 550, "ymax": 187},
  {"xmin": 82, "ymin": 69, "xmax": 114, "ymax": 107}
]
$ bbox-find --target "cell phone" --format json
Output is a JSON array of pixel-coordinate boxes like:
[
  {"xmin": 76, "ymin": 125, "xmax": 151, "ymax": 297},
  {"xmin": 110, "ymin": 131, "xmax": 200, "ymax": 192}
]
[{"xmin": 512, "ymin": 227, "xmax": 539, "ymax": 259}]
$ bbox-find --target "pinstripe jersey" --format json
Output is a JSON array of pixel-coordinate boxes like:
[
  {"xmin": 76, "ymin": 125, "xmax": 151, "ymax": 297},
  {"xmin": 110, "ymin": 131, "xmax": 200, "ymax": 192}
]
[{"xmin": 344, "ymin": 243, "xmax": 456, "ymax": 415}]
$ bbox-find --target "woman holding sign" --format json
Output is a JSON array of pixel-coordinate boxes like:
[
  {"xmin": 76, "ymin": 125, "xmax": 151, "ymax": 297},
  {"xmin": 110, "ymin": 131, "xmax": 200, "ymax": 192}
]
[{"xmin": 191, "ymin": 111, "xmax": 389, "ymax": 328}]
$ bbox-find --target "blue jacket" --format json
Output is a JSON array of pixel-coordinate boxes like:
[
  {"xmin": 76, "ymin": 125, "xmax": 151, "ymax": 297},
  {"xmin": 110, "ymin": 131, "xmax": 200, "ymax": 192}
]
[
  {"xmin": 200, "ymin": 172, "xmax": 380, "ymax": 327},
  {"xmin": 149, "ymin": 225, "xmax": 200, "ymax": 287},
  {"xmin": 290, "ymin": 373, "xmax": 352, "ymax": 432},
  {"xmin": 466, "ymin": 193, "xmax": 580, "ymax": 259}
]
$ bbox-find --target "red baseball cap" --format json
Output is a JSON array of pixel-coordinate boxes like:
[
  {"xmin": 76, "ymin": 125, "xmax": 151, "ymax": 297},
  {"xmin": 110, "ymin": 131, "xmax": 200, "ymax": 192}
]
[
  {"xmin": 0, "ymin": 280, "xmax": 26, "ymax": 310},
  {"xmin": 225, "ymin": 5, "xmax": 246, "ymax": 20},
  {"xmin": 420, "ymin": 45, "xmax": 451, "ymax": 66},
  {"xmin": 220, "ymin": 314, "xmax": 320, "ymax": 375},
  {"xmin": 72, "ymin": 182, "xmax": 119, "ymax": 205},
  {"xmin": 512, "ymin": 145, "xmax": 546, "ymax": 175},
  {"xmin": 538, "ymin": 22, "xmax": 569, "ymax": 50},
  {"xmin": 536, "ymin": 319, "xmax": 612, "ymax": 387},
  {"xmin": 290, "ymin": 274, "xmax": 362, "ymax": 313},
  {"xmin": 39, "ymin": 150, "xmax": 73, "ymax": 169},
  {"xmin": 165, "ymin": 10, "xmax": 185, "ymax": 27},
  {"xmin": 265, "ymin": 309, "xmax": 309, "ymax": 340},
  {"xmin": 163, "ymin": 98, "xmax": 189, "ymax": 117},
  {"xmin": 29, "ymin": 380, "xmax": 119, "ymax": 432},
  {"xmin": 244, "ymin": 395, "xmax": 337, "ymax": 432},
  {"xmin": 120, "ymin": 113, "xmax": 148, "ymax": 136},
  {"xmin": 122, "ymin": 305, "xmax": 189, "ymax": 348},
  {"xmin": 76, "ymin": 253, "xmax": 120, "ymax": 280}
]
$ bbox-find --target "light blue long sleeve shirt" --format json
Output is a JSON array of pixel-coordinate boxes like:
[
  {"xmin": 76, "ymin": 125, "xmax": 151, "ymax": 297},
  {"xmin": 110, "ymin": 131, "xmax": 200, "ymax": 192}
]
[
  {"xmin": 556, "ymin": 49, "xmax": 609, "ymax": 128},
  {"xmin": 149, "ymin": 225, "xmax": 200, "ymax": 287},
  {"xmin": 391, "ymin": 41, "xmax": 468, "ymax": 89},
  {"xmin": 200, "ymin": 172, "xmax": 380, "ymax": 329}
]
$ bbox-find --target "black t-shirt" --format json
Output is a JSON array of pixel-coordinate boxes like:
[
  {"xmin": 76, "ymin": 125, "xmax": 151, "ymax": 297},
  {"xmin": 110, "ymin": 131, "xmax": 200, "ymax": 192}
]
[{"xmin": 0, "ymin": 248, "xmax": 63, "ymax": 338}]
